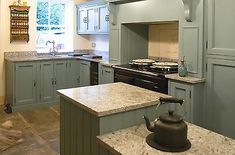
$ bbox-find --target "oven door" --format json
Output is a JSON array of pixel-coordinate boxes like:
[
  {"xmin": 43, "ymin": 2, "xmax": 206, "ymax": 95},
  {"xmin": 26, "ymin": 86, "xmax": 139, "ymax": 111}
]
[{"xmin": 134, "ymin": 78, "xmax": 167, "ymax": 94}]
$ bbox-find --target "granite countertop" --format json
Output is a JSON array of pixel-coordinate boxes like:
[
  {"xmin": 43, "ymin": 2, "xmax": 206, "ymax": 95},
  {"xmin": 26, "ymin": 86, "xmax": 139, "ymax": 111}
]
[
  {"xmin": 166, "ymin": 73, "xmax": 206, "ymax": 84},
  {"xmin": 4, "ymin": 51, "xmax": 116, "ymax": 66},
  {"xmin": 97, "ymin": 124, "xmax": 235, "ymax": 155},
  {"xmin": 57, "ymin": 82, "xmax": 169, "ymax": 117}
]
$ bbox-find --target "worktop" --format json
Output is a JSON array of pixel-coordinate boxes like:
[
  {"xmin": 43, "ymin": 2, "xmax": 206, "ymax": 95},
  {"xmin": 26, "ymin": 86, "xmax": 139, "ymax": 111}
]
[
  {"xmin": 4, "ymin": 51, "xmax": 116, "ymax": 66},
  {"xmin": 166, "ymin": 73, "xmax": 205, "ymax": 84},
  {"xmin": 97, "ymin": 124, "xmax": 235, "ymax": 155},
  {"xmin": 58, "ymin": 82, "xmax": 169, "ymax": 117}
]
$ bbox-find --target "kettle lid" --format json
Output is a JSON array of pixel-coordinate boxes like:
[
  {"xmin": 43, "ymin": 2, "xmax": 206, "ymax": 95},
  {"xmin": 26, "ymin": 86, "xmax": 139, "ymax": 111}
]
[{"xmin": 159, "ymin": 110, "xmax": 183, "ymax": 123}]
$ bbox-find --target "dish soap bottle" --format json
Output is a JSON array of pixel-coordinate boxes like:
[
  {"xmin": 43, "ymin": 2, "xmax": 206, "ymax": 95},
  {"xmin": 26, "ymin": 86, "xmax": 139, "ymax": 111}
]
[{"xmin": 178, "ymin": 56, "xmax": 188, "ymax": 77}]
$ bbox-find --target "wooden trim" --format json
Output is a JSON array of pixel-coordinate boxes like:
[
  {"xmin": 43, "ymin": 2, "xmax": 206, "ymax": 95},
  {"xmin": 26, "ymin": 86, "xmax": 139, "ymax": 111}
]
[{"xmin": 0, "ymin": 96, "xmax": 5, "ymax": 105}]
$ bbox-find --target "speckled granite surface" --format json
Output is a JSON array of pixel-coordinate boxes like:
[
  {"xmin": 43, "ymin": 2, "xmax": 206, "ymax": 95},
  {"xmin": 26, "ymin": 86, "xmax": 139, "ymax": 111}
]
[
  {"xmin": 97, "ymin": 123, "xmax": 235, "ymax": 155},
  {"xmin": 57, "ymin": 82, "xmax": 169, "ymax": 117},
  {"xmin": 4, "ymin": 51, "xmax": 115, "ymax": 65},
  {"xmin": 166, "ymin": 73, "xmax": 206, "ymax": 84}
]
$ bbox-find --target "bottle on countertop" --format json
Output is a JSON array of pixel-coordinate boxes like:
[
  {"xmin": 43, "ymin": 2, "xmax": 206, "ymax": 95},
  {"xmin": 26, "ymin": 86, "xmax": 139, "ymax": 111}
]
[{"xmin": 178, "ymin": 56, "xmax": 188, "ymax": 77}]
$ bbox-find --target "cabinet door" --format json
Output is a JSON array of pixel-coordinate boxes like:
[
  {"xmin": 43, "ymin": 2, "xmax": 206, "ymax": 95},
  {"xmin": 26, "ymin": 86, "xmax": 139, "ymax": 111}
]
[
  {"xmin": 79, "ymin": 60, "xmax": 90, "ymax": 87},
  {"xmin": 54, "ymin": 60, "xmax": 68, "ymax": 98},
  {"xmin": 206, "ymin": 58, "xmax": 235, "ymax": 139},
  {"xmin": 68, "ymin": 60, "xmax": 80, "ymax": 88},
  {"xmin": 87, "ymin": 7, "xmax": 95, "ymax": 33},
  {"xmin": 40, "ymin": 61, "xmax": 54, "ymax": 102},
  {"xmin": 179, "ymin": 0, "xmax": 204, "ymax": 77},
  {"xmin": 99, "ymin": 65, "xmax": 114, "ymax": 84},
  {"xmin": 207, "ymin": 0, "xmax": 235, "ymax": 56},
  {"xmin": 109, "ymin": 29, "xmax": 119, "ymax": 63},
  {"xmin": 77, "ymin": 8, "xmax": 87, "ymax": 33},
  {"xmin": 168, "ymin": 81, "xmax": 191, "ymax": 122},
  {"xmin": 15, "ymin": 62, "xmax": 37, "ymax": 105},
  {"xmin": 96, "ymin": 5, "xmax": 109, "ymax": 33}
]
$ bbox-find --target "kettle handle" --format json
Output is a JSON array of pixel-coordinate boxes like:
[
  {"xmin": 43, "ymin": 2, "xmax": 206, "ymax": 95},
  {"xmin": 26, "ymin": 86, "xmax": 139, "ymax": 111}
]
[{"xmin": 159, "ymin": 97, "xmax": 184, "ymax": 105}]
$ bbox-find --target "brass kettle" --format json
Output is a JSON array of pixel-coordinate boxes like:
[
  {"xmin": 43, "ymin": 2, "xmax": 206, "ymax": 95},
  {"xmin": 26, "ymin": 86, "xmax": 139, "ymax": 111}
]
[{"xmin": 143, "ymin": 97, "xmax": 188, "ymax": 149}]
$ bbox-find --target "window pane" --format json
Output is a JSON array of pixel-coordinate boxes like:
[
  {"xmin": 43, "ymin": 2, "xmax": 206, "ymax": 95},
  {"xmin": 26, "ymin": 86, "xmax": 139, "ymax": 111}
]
[
  {"xmin": 50, "ymin": 3, "xmax": 65, "ymax": 25},
  {"xmin": 37, "ymin": 26, "xmax": 49, "ymax": 31},
  {"xmin": 37, "ymin": 1, "xmax": 49, "ymax": 25}
]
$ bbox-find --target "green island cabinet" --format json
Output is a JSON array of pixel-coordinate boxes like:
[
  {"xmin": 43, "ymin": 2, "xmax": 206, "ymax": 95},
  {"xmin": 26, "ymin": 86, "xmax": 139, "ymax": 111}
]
[
  {"xmin": 98, "ymin": 64, "xmax": 114, "ymax": 84},
  {"xmin": 6, "ymin": 59, "xmax": 80, "ymax": 111},
  {"xmin": 77, "ymin": 0, "xmax": 109, "ymax": 34},
  {"xmin": 168, "ymin": 80, "xmax": 204, "ymax": 126}
]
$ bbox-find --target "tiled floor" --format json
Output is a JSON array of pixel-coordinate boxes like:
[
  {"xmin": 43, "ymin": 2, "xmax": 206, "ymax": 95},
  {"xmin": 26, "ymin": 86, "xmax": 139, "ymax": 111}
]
[{"xmin": 0, "ymin": 105, "xmax": 60, "ymax": 155}]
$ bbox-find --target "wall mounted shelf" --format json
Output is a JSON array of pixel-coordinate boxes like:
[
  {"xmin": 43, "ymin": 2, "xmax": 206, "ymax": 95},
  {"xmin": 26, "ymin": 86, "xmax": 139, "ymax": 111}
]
[{"xmin": 9, "ymin": 5, "xmax": 30, "ymax": 43}]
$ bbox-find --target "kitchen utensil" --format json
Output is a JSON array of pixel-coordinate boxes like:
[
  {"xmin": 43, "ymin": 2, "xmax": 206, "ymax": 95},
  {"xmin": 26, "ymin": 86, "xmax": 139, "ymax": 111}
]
[{"xmin": 143, "ymin": 97, "xmax": 191, "ymax": 152}]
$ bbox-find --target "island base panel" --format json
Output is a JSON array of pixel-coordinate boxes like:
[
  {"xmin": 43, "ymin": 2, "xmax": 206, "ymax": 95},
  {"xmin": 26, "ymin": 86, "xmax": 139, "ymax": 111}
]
[{"xmin": 60, "ymin": 97, "xmax": 161, "ymax": 155}]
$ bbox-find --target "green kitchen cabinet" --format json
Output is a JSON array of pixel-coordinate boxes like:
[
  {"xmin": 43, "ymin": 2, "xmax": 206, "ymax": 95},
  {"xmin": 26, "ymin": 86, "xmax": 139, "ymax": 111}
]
[
  {"xmin": 67, "ymin": 60, "xmax": 80, "ymax": 88},
  {"xmin": 39, "ymin": 61, "xmax": 54, "ymax": 103},
  {"xmin": 54, "ymin": 60, "xmax": 68, "ymax": 99},
  {"xmin": 109, "ymin": 28, "xmax": 120, "ymax": 63},
  {"xmin": 96, "ymin": 5, "xmax": 109, "ymax": 33},
  {"xmin": 178, "ymin": 0, "xmax": 204, "ymax": 78},
  {"xmin": 15, "ymin": 62, "xmax": 37, "ymax": 106},
  {"xmin": 79, "ymin": 60, "xmax": 91, "ymax": 86},
  {"xmin": 206, "ymin": 58, "xmax": 235, "ymax": 139},
  {"xmin": 168, "ymin": 80, "xmax": 204, "ymax": 126},
  {"xmin": 6, "ymin": 61, "xmax": 38, "ymax": 111},
  {"xmin": 6, "ymin": 59, "xmax": 82, "ymax": 111},
  {"xmin": 76, "ymin": 0, "xmax": 108, "ymax": 34},
  {"xmin": 99, "ymin": 64, "xmax": 114, "ymax": 84},
  {"xmin": 39, "ymin": 60, "xmax": 68, "ymax": 102}
]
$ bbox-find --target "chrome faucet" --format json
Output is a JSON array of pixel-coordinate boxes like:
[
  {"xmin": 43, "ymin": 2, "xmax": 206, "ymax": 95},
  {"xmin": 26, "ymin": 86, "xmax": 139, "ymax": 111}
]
[{"xmin": 46, "ymin": 40, "xmax": 57, "ymax": 56}]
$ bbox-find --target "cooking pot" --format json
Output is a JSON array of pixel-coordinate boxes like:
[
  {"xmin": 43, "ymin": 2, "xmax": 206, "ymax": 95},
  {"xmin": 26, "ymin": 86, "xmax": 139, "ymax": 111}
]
[{"xmin": 143, "ymin": 97, "xmax": 189, "ymax": 150}]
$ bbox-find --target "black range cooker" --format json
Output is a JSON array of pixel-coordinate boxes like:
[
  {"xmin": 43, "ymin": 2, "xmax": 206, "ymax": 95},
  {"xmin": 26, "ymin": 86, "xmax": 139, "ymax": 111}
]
[{"xmin": 113, "ymin": 63, "xmax": 178, "ymax": 94}]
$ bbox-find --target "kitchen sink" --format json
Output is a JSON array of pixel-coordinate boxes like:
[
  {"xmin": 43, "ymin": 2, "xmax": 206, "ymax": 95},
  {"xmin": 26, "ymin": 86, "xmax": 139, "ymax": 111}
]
[{"xmin": 36, "ymin": 55, "xmax": 72, "ymax": 59}]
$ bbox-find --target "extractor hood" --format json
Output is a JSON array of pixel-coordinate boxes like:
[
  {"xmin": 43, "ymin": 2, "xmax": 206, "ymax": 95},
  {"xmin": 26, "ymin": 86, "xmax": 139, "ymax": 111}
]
[{"xmin": 108, "ymin": 0, "xmax": 146, "ymax": 5}]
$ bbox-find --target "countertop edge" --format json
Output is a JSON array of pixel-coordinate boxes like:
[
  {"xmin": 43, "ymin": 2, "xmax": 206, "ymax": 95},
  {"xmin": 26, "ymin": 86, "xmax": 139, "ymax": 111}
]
[
  {"xmin": 58, "ymin": 91, "xmax": 160, "ymax": 117},
  {"xmin": 97, "ymin": 137, "xmax": 121, "ymax": 155},
  {"xmin": 165, "ymin": 73, "xmax": 206, "ymax": 84},
  {"xmin": 5, "ymin": 56, "xmax": 116, "ymax": 66},
  {"xmin": 57, "ymin": 87, "xmax": 161, "ymax": 117}
]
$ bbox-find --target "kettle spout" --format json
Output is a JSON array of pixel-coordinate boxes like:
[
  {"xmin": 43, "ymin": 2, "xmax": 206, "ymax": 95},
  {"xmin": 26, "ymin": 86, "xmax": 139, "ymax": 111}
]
[{"xmin": 142, "ymin": 116, "xmax": 155, "ymax": 132}]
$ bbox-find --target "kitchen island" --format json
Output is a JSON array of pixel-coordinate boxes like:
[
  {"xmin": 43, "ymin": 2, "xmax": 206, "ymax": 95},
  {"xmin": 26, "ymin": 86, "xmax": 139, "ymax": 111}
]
[
  {"xmin": 57, "ymin": 82, "xmax": 169, "ymax": 155},
  {"xmin": 97, "ymin": 124, "xmax": 235, "ymax": 155}
]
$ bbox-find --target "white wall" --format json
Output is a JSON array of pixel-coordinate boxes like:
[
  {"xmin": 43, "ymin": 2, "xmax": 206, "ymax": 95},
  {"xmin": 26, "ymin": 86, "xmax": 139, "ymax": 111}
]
[{"xmin": 0, "ymin": 0, "xmax": 108, "ymax": 105}]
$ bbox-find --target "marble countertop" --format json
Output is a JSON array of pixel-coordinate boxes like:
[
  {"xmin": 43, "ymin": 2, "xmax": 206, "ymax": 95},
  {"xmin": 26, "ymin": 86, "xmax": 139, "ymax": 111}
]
[
  {"xmin": 57, "ymin": 82, "xmax": 169, "ymax": 117},
  {"xmin": 97, "ymin": 124, "xmax": 235, "ymax": 155},
  {"xmin": 166, "ymin": 73, "xmax": 206, "ymax": 84}
]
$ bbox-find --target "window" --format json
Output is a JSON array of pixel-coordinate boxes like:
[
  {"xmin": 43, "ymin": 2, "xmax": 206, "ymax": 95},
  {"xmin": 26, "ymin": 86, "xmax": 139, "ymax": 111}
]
[{"xmin": 36, "ymin": 0, "xmax": 73, "ymax": 53}]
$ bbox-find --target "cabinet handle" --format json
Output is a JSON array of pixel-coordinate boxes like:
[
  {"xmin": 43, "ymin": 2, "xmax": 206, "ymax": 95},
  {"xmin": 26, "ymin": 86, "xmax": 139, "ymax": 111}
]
[
  {"xmin": 34, "ymin": 80, "xmax": 37, "ymax": 87},
  {"xmin": 154, "ymin": 84, "xmax": 159, "ymax": 90},
  {"xmin": 105, "ymin": 70, "xmax": 111, "ymax": 73},
  {"xmin": 54, "ymin": 79, "xmax": 57, "ymax": 85},
  {"xmin": 77, "ymin": 77, "xmax": 80, "ymax": 83},
  {"xmin": 105, "ymin": 15, "xmax": 109, "ymax": 22},
  {"xmin": 83, "ymin": 17, "xmax": 86, "ymax": 23}
]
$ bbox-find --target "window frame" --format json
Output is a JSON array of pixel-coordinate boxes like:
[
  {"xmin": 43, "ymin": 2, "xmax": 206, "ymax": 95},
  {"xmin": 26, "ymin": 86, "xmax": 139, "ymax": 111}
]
[{"xmin": 36, "ymin": 0, "xmax": 73, "ymax": 53}]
